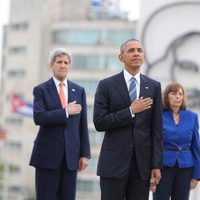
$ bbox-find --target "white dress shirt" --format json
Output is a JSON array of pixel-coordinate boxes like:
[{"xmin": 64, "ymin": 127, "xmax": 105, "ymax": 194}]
[
  {"xmin": 123, "ymin": 69, "xmax": 140, "ymax": 99},
  {"xmin": 123, "ymin": 69, "xmax": 141, "ymax": 117}
]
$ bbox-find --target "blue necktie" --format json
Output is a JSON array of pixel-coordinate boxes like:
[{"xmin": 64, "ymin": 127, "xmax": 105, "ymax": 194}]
[{"xmin": 129, "ymin": 77, "xmax": 137, "ymax": 102}]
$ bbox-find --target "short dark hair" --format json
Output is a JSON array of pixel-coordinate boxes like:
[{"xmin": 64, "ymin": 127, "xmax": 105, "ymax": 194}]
[
  {"xmin": 163, "ymin": 82, "xmax": 186, "ymax": 110},
  {"xmin": 120, "ymin": 38, "xmax": 141, "ymax": 54}
]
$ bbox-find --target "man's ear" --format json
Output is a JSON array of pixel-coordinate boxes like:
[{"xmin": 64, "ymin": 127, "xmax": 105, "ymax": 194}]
[{"xmin": 118, "ymin": 54, "xmax": 124, "ymax": 63}]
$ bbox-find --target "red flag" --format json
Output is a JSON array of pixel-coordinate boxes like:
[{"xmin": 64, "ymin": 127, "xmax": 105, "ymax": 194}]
[{"xmin": 11, "ymin": 94, "xmax": 33, "ymax": 117}]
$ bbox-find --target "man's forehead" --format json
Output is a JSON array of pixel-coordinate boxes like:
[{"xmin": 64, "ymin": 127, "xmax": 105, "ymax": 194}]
[
  {"xmin": 125, "ymin": 42, "xmax": 144, "ymax": 52},
  {"xmin": 126, "ymin": 41, "xmax": 142, "ymax": 47},
  {"xmin": 55, "ymin": 55, "xmax": 69, "ymax": 60}
]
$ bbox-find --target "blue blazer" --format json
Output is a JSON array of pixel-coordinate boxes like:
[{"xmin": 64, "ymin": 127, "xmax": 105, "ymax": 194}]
[
  {"xmin": 29, "ymin": 78, "xmax": 90, "ymax": 170},
  {"xmin": 163, "ymin": 109, "xmax": 200, "ymax": 179}
]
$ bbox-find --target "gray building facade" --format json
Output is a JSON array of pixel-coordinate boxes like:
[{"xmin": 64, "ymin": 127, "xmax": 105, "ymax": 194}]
[{"xmin": 0, "ymin": 0, "xmax": 137, "ymax": 199}]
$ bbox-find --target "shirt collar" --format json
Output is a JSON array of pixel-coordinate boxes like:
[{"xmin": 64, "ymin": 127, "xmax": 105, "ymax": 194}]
[
  {"xmin": 53, "ymin": 77, "xmax": 68, "ymax": 88},
  {"xmin": 123, "ymin": 69, "xmax": 140, "ymax": 84}
]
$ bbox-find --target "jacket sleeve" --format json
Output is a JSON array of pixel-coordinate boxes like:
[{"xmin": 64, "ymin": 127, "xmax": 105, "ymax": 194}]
[
  {"xmin": 191, "ymin": 113, "xmax": 200, "ymax": 179},
  {"xmin": 151, "ymin": 82, "xmax": 163, "ymax": 169},
  {"xmin": 79, "ymin": 89, "xmax": 91, "ymax": 158}
]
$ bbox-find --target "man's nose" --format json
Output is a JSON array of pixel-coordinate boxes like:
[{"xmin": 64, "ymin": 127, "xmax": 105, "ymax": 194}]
[
  {"xmin": 61, "ymin": 62, "xmax": 66, "ymax": 67},
  {"xmin": 133, "ymin": 51, "xmax": 140, "ymax": 55}
]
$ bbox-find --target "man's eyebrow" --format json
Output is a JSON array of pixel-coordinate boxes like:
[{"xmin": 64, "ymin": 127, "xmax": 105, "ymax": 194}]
[
  {"xmin": 127, "ymin": 47, "xmax": 143, "ymax": 52},
  {"xmin": 137, "ymin": 48, "xmax": 144, "ymax": 51},
  {"xmin": 127, "ymin": 48, "xmax": 135, "ymax": 51}
]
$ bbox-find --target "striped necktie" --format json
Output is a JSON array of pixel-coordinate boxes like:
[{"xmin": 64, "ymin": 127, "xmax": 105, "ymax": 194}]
[{"xmin": 129, "ymin": 77, "xmax": 137, "ymax": 102}]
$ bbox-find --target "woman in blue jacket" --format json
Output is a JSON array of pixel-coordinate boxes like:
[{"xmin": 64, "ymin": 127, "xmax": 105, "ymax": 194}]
[{"xmin": 153, "ymin": 82, "xmax": 200, "ymax": 200}]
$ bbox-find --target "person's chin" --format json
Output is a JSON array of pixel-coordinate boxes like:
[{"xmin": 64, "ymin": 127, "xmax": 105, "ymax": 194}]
[
  {"xmin": 59, "ymin": 74, "xmax": 67, "ymax": 78},
  {"xmin": 131, "ymin": 64, "xmax": 141, "ymax": 69}
]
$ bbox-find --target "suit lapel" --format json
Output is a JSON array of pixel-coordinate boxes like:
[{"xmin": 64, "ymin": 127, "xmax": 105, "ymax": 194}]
[
  {"xmin": 114, "ymin": 72, "xmax": 130, "ymax": 106},
  {"xmin": 68, "ymin": 80, "xmax": 76, "ymax": 103},
  {"xmin": 47, "ymin": 78, "xmax": 62, "ymax": 108},
  {"xmin": 114, "ymin": 73, "xmax": 151, "ymax": 105},
  {"xmin": 139, "ymin": 74, "xmax": 151, "ymax": 98},
  {"xmin": 134, "ymin": 74, "xmax": 151, "ymax": 120}
]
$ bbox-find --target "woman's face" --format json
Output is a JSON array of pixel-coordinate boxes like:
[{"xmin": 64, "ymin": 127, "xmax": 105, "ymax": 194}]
[{"xmin": 168, "ymin": 88, "xmax": 184, "ymax": 109}]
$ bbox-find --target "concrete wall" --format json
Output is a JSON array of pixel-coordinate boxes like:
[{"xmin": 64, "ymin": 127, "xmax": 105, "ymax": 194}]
[{"xmin": 139, "ymin": 1, "xmax": 200, "ymax": 199}]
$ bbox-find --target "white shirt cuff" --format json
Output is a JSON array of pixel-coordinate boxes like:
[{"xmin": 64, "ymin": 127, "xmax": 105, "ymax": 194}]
[{"xmin": 129, "ymin": 107, "xmax": 135, "ymax": 118}]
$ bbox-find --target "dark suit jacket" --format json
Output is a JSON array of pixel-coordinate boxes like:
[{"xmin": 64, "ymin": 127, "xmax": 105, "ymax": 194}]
[
  {"xmin": 93, "ymin": 72, "xmax": 163, "ymax": 180},
  {"xmin": 30, "ymin": 78, "xmax": 90, "ymax": 170}
]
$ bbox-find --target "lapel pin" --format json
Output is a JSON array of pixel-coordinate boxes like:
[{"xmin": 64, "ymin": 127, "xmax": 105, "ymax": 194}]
[
  {"xmin": 72, "ymin": 89, "xmax": 75, "ymax": 92},
  {"xmin": 145, "ymin": 86, "xmax": 149, "ymax": 89}
]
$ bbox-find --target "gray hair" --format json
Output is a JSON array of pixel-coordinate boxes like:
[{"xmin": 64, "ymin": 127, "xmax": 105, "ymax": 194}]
[
  {"xmin": 48, "ymin": 48, "xmax": 71, "ymax": 66},
  {"xmin": 120, "ymin": 38, "xmax": 141, "ymax": 54}
]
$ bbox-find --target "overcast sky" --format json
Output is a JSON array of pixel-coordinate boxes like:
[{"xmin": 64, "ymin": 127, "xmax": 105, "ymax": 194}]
[{"xmin": 120, "ymin": 0, "xmax": 140, "ymax": 20}]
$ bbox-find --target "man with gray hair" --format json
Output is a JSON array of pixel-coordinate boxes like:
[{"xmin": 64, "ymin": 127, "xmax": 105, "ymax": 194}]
[{"xmin": 30, "ymin": 48, "xmax": 90, "ymax": 200}]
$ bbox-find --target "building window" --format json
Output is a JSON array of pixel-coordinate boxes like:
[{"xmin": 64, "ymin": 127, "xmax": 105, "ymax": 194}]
[
  {"xmin": 77, "ymin": 180, "xmax": 100, "ymax": 193},
  {"xmin": 5, "ymin": 141, "xmax": 22, "ymax": 150},
  {"xmin": 73, "ymin": 80, "xmax": 98, "ymax": 95},
  {"xmin": 9, "ymin": 46, "xmax": 27, "ymax": 54},
  {"xmin": 52, "ymin": 30, "xmax": 68, "ymax": 44},
  {"xmin": 9, "ymin": 164, "xmax": 21, "ymax": 173},
  {"xmin": 87, "ymin": 105, "xmax": 94, "ymax": 122},
  {"xmin": 10, "ymin": 22, "xmax": 29, "ymax": 30},
  {"xmin": 106, "ymin": 55, "xmax": 122, "ymax": 70},
  {"xmin": 52, "ymin": 29, "xmax": 101, "ymax": 45},
  {"xmin": 5, "ymin": 118, "xmax": 23, "ymax": 126},
  {"xmin": 106, "ymin": 30, "xmax": 136, "ymax": 44},
  {"xmin": 69, "ymin": 30, "xmax": 101, "ymax": 44},
  {"xmin": 72, "ymin": 55, "xmax": 102, "ymax": 70},
  {"xmin": 8, "ymin": 70, "xmax": 26, "ymax": 77},
  {"xmin": 86, "ymin": 155, "xmax": 98, "ymax": 171},
  {"xmin": 9, "ymin": 186, "xmax": 22, "ymax": 193},
  {"xmin": 72, "ymin": 54, "xmax": 122, "ymax": 70},
  {"xmin": 89, "ymin": 130, "xmax": 104, "ymax": 146}
]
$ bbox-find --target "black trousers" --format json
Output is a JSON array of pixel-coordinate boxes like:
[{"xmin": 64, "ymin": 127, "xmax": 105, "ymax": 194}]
[
  {"xmin": 35, "ymin": 158, "xmax": 77, "ymax": 200},
  {"xmin": 153, "ymin": 164, "xmax": 193, "ymax": 200},
  {"xmin": 100, "ymin": 150, "xmax": 150, "ymax": 200}
]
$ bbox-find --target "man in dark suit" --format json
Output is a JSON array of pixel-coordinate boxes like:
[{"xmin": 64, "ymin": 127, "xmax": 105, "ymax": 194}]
[
  {"xmin": 93, "ymin": 39, "xmax": 163, "ymax": 200},
  {"xmin": 29, "ymin": 48, "xmax": 90, "ymax": 200}
]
